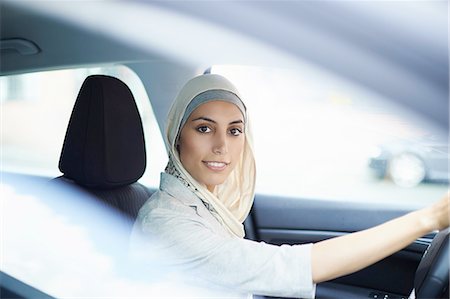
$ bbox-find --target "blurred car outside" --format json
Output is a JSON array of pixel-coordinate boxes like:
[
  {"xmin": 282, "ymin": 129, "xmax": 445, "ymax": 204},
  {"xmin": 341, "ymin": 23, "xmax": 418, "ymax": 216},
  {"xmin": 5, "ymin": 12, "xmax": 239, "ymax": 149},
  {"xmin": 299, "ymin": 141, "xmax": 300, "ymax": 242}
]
[{"xmin": 369, "ymin": 135, "xmax": 449, "ymax": 187}]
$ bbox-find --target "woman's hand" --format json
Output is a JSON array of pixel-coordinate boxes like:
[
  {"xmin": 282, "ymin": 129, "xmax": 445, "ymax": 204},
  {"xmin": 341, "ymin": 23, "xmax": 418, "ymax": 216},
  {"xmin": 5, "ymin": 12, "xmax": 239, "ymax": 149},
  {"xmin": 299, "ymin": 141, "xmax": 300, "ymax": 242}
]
[
  {"xmin": 420, "ymin": 192, "xmax": 450, "ymax": 232},
  {"xmin": 312, "ymin": 192, "xmax": 450, "ymax": 283}
]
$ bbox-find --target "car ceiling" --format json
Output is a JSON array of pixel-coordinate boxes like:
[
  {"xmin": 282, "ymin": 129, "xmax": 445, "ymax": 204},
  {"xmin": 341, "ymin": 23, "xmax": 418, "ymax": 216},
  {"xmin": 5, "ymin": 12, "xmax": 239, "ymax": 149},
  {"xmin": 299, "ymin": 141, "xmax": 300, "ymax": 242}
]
[
  {"xmin": 1, "ymin": 0, "xmax": 448, "ymax": 130},
  {"xmin": 0, "ymin": 1, "xmax": 160, "ymax": 74}
]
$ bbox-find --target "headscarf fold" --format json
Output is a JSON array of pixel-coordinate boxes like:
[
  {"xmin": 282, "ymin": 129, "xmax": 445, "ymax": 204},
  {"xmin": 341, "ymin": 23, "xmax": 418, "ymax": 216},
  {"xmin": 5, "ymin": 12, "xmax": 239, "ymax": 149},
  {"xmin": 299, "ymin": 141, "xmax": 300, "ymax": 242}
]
[{"xmin": 164, "ymin": 74, "xmax": 256, "ymax": 238}]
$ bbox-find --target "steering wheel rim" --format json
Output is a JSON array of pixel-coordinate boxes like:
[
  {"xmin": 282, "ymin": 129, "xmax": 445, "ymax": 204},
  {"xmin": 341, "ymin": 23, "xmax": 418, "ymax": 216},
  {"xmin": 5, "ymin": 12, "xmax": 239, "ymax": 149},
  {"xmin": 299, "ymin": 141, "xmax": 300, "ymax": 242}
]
[{"xmin": 414, "ymin": 228, "xmax": 449, "ymax": 299}]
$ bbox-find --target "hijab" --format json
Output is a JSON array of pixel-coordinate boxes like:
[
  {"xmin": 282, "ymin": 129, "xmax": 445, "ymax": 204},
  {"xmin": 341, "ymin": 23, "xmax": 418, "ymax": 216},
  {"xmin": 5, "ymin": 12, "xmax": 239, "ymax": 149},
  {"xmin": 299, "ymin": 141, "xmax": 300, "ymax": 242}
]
[{"xmin": 164, "ymin": 74, "xmax": 256, "ymax": 238}]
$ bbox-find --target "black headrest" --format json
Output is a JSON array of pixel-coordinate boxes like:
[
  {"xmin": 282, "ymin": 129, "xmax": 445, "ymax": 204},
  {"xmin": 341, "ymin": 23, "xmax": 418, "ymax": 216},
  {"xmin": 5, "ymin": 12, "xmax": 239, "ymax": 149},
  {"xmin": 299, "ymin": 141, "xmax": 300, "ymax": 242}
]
[{"xmin": 59, "ymin": 75, "xmax": 146, "ymax": 189}]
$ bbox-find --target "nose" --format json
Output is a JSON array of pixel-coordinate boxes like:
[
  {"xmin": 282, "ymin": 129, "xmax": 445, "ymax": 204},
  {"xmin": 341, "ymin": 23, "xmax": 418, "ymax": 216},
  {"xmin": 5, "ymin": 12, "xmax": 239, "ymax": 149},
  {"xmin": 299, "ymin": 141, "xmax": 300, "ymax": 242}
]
[{"xmin": 212, "ymin": 132, "xmax": 228, "ymax": 155}]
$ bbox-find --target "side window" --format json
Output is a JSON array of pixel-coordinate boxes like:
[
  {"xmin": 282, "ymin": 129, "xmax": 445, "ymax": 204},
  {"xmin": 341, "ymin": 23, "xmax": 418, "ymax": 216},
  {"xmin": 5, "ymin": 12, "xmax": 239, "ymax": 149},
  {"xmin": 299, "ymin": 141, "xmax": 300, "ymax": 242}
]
[
  {"xmin": 212, "ymin": 65, "xmax": 447, "ymax": 205},
  {"xmin": 1, "ymin": 66, "xmax": 166, "ymax": 188}
]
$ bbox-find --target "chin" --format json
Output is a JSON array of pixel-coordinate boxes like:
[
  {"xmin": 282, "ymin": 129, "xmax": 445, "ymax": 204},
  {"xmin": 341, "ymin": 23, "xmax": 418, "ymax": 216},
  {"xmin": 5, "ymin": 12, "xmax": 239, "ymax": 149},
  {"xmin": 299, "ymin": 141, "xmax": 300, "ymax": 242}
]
[{"xmin": 203, "ymin": 178, "xmax": 227, "ymax": 190}]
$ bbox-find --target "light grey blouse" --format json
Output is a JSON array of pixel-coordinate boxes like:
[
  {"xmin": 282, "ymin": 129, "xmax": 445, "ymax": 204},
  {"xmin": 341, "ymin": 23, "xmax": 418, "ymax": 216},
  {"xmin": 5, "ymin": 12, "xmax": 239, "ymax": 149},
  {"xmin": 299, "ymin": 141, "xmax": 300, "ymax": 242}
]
[{"xmin": 131, "ymin": 173, "xmax": 316, "ymax": 298}]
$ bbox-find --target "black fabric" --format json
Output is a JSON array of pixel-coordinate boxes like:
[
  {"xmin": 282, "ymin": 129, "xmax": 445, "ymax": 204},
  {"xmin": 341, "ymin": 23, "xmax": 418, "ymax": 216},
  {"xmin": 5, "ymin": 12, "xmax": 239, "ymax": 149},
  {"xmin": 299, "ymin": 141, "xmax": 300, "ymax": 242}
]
[
  {"xmin": 59, "ymin": 75, "xmax": 146, "ymax": 188},
  {"xmin": 56, "ymin": 75, "xmax": 150, "ymax": 221},
  {"xmin": 89, "ymin": 182, "xmax": 153, "ymax": 220},
  {"xmin": 55, "ymin": 176, "xmax": 153, "ymax": 221}
]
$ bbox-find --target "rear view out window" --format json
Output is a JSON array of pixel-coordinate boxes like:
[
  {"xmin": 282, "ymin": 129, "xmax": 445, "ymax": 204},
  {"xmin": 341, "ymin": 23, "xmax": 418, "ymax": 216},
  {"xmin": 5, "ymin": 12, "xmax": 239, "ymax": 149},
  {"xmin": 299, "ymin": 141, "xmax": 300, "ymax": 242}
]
[{"xmin": 1, "ymin": 65, "xmax": 166, "ymax": 188}]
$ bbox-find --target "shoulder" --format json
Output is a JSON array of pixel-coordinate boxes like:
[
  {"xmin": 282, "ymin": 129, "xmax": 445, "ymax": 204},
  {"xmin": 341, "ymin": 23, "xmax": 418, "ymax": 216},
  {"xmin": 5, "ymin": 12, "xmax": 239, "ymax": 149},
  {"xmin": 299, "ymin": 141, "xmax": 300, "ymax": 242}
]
[
  {"xmin": 138, "ymin": 172, "xmax": 200, "ymax": 215},
  {"xmin": 137, "ymin": 189, "xmax": 199, "ymax": 224},
  {"xmin": 134, "ymin": 172, "xmax": 230, "ymax": 237}
]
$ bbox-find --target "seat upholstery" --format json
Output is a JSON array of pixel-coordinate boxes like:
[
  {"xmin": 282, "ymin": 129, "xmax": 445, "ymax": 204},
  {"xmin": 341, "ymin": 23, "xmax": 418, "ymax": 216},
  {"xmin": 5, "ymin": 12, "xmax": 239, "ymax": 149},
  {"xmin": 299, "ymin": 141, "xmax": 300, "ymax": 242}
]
[{"xmin": 56, "ymin": 75, "xmax": 152, "ymax": 221}]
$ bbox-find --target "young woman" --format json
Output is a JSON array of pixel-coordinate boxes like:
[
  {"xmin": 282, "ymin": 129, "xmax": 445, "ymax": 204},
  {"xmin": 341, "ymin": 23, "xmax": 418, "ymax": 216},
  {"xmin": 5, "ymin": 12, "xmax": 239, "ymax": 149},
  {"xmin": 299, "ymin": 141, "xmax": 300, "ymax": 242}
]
[{"xmin": 132, "ymin": 74, "xmax": 449, "ymax": 298}]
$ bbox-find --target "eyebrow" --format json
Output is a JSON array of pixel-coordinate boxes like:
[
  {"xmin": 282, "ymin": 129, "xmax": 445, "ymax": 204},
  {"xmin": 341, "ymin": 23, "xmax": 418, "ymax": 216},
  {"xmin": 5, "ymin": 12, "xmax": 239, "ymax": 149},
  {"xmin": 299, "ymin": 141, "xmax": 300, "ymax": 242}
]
[{"xmin": 191, "ymin": 117, "xmax": 244, "ymax": 125}]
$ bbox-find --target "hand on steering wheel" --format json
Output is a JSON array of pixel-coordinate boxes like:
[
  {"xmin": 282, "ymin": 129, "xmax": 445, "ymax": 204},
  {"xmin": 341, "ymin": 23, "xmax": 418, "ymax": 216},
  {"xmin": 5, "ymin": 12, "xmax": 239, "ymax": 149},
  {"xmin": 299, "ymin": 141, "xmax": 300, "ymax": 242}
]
[{"xmin": 414, "ymin": 228, "xmax": 449, "ymax": 299}]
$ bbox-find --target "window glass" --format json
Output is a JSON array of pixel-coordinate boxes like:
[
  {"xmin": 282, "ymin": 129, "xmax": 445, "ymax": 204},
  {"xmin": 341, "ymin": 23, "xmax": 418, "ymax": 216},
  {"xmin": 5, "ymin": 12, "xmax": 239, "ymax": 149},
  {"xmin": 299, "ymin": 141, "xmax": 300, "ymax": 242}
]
[
  {"xmin": 212, "ymin": 65, "xmax": 448, "ymax": 205},
  {"xmin": 1, "ymin": 65, "xmax": 166, "ymax": 188}
]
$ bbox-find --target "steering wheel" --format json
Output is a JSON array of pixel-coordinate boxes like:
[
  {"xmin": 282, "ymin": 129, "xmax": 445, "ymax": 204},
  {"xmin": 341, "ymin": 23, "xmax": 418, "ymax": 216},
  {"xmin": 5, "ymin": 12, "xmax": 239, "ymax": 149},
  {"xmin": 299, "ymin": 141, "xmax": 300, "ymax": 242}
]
[{"xmin": 414, "ymin": 228, "xmax": 449, "ymax": 299}]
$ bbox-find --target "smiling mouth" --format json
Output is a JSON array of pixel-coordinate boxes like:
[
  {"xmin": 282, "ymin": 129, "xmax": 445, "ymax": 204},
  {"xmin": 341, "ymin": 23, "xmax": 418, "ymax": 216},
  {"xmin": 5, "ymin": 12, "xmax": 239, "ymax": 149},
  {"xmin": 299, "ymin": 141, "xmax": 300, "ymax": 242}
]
[{"xmin": 203, "ymin": 161, "xmax": 229, "ymax": 171}]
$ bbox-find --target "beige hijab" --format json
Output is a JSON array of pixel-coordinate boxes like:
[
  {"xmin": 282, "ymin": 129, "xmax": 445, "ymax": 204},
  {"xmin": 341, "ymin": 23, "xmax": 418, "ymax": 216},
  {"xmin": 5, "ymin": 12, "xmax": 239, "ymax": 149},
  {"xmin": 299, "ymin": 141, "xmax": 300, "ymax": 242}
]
[{"xmin": 165, "ymin": 74, "xmax": 256, "ymax": 238}]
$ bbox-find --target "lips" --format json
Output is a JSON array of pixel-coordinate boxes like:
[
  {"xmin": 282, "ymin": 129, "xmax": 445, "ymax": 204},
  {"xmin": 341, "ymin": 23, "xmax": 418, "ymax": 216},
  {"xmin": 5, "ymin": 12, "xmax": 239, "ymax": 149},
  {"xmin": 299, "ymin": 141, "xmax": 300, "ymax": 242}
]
[{"xmin": 203, "ymin": 161, "xmax": 229, "ymax": 171}]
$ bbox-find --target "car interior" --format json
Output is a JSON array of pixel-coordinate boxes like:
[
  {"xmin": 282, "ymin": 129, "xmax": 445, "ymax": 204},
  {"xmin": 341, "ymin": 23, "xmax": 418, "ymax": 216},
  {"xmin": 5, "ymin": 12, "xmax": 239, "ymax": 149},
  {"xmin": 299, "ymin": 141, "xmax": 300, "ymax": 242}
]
[
  {"xmin": 1, "ymin": 1, "xmax": 448, "ymax": 299},
  {"xmin": 55, "ymin": 75, "xmax": 152, "ymax": 225}
]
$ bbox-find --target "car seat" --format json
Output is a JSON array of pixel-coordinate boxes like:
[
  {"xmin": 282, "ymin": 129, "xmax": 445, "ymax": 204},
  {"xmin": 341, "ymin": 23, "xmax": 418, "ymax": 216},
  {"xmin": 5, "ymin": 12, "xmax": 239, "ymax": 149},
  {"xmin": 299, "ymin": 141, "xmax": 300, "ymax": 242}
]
[{"xmin": 56, "ymin": 75, "xmax": 152, "ymax": 224}]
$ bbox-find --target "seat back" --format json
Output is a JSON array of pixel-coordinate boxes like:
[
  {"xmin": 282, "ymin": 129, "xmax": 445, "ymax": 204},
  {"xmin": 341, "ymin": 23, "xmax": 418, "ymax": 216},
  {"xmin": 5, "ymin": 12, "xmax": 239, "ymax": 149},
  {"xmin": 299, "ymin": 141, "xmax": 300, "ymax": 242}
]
[{"xmin": 56, "ymin": 75, "xmax": 152, "ymax": 221}]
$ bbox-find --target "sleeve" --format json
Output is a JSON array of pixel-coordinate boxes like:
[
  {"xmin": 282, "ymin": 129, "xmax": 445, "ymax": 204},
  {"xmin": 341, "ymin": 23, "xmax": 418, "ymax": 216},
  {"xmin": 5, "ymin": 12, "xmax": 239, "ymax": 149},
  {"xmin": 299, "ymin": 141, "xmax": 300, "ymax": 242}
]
[{"xmin": 137, "ymin": 206, "xmax": 316, "ymax": 299}]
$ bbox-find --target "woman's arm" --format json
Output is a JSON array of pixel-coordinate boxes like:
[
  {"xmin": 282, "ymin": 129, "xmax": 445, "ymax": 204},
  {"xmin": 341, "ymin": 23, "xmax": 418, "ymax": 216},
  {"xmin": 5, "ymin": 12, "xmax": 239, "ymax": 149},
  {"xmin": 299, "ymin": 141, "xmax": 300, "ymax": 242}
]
[{"xmin": 311, "ymin": 193, "xmax": 449, "ymax": 283}]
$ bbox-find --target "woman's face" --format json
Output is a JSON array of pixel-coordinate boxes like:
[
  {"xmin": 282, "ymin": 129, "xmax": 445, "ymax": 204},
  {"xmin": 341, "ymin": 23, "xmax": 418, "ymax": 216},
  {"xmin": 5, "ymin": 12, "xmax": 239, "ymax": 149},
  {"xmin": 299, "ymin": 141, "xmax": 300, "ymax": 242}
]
[{"xmin": 178, "ymin": 100, "xmax": 245, "ymax": 192}]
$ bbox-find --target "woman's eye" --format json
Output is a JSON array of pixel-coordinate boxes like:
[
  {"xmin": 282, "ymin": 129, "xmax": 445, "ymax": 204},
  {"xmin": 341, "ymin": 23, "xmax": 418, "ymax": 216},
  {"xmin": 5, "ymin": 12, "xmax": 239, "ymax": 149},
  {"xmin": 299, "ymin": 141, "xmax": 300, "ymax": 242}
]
[
  {"xmin": 229, "ymin": 128, "xmax": 243, "ymax": 136},
  {"xmin": 197, "ymin": 126, "xmax": 211, "ymax": 133}
]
